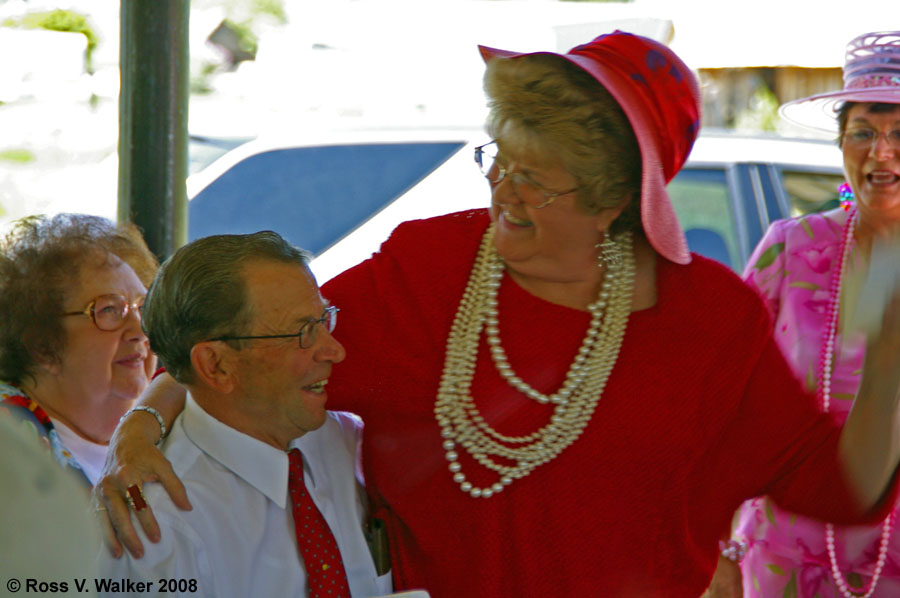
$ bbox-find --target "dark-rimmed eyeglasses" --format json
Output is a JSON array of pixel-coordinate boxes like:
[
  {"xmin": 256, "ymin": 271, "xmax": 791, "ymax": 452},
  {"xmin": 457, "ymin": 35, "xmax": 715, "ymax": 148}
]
[
  {"xmin": 474, "ymin": 140, "xmax": 580, "ymax": 209},
  {"xmin": 208, "ymin": 306, "xmax": 339, "ymax": 350},
  {"xmin": 63, "ymin": 294, "xmax": 145, "ymax": 331}
]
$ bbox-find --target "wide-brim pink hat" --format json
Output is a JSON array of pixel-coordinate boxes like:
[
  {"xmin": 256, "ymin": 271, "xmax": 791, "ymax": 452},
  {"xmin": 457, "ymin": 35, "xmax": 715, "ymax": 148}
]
[
  {"xmin": 780, "ymin": 31, "xmax": 900, "ymax": 132},
  {"xmin": 479, "ymin": 30, "xmax": 702, "ymax": 265}
]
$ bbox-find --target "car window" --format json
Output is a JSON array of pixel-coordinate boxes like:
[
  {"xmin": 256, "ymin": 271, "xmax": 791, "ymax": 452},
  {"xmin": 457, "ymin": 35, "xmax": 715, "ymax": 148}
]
[
  {"xmin": 188, "ymin": 141, "xmax": 465, "ymax": 255},
  {"xmin": 667, "ymin": 167, "xmax": 740, "ymax": 270},
  {"xmin": 781, "ymin": 169, "xmax": 845, "ymax": 217}
]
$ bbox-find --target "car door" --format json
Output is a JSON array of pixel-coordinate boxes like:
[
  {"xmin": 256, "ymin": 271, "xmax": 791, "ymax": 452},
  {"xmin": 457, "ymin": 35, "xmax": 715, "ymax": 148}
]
[{"xmin": 669, "ymin": 162, "xmax": 843, "ymax": 273}]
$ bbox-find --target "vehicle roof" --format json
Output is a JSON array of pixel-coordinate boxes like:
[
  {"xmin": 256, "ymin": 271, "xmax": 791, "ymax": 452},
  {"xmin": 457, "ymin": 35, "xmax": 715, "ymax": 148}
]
[
  {"xmin": 188, "ymin": 128, "xmax": 844, "ymax": 199},
  {"xmin": 185, "ymin": 128, "xmax": 845, "ymax": 283},
  {"xmin": 186, "ymin": 126, "xmax": 487, "ymax": 200},
  {"xmin": 687, "ymin": 130, "xmax": 843, "ymax": 169}
]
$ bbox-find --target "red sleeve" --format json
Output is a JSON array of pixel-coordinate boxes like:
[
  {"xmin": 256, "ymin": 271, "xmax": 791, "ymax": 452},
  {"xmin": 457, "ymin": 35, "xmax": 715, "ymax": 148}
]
[
  {"xmin": 706, "ymin": 328, "xmax": 899, "ymax": 524},
  {"xmin": 320, "ymin": 210, "xmax": 487, "ymax": 420},
  {"xmin": 320, "ymin": 246, "xmax": 391, "ymax": 417}
]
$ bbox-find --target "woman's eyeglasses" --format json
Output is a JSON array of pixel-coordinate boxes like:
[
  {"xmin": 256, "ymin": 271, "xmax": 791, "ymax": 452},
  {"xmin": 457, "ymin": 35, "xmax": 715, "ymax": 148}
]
[
  {"xmin": 843, "ymin": 127, "xmax": 900, "ymax": 151},
  {"xmin": 474, "ymin": 140, "xmax": 580, "ymax": 209},
  {"xmin": 63, "ymin": 294, "xmax": 145, "ymax": 331},
  {"xmin": 208, "ymin": 306, "xmax": 339, "ymax": 350}
]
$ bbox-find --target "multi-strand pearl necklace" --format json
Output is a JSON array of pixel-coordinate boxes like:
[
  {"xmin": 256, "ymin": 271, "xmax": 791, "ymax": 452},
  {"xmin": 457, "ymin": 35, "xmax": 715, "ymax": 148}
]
[
  {"xmin": 818, "ymin": 207, "xmax": 894, "ymax": 598},
  {"xmin": 433, "ymin": 224, "xmax": 635, "ymax": 498}
]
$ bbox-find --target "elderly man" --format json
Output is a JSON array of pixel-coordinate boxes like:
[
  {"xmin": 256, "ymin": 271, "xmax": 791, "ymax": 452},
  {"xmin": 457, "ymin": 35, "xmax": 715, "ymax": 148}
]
[{"xmin": 96, "ymin": 232, "xmax": 391, "ymax": 597}]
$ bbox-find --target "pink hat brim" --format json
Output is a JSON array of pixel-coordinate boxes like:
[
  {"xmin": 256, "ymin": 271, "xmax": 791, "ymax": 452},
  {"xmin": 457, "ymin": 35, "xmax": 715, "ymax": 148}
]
[
  {"xmin": 478, "ymin": 44, "xmax": 691, "ymax": 265},
  {"xmin": 780, "ymin": 88, "xmax": 900, "ymax": 133}
]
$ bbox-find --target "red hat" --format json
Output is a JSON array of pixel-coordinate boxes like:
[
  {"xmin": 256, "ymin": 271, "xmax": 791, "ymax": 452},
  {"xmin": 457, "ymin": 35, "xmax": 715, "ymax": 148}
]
[{"xmin": 479, "ymin": 30, "xmax": 701, "ymax": 264}]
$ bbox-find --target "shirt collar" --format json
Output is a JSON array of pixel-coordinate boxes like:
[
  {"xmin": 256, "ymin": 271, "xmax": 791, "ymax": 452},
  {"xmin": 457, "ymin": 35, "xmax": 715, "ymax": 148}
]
[{"xmin": 182, "ymin": 393, "xmax": 290, "ymax": 508}]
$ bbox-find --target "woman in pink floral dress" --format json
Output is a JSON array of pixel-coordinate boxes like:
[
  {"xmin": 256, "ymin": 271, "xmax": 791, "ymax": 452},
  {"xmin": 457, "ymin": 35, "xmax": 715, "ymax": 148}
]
[
  {"xmin": 736, "ymin": 207, "xmax": 900, "ymax": 597},
  {"xmin": 709, "ymin": 31, "xmax": 900, "ymax": 598}
]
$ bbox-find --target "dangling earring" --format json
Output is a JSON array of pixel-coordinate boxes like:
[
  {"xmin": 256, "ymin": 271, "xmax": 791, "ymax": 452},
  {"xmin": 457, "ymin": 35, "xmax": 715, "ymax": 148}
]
[
  {"xmin": 595, "ymin": 232, "xmax": 622, "ymax": 268},
  {"xmin": 838, "ymin": 182, "xmax": 855, "ymax": 211}
]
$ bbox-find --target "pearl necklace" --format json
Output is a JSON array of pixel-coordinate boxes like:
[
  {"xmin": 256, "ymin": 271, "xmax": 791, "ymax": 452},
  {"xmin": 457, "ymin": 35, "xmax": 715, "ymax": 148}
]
[
  {"xmin": 818, "ymin": 207, "xmax": 894, "ymax": 598},
  {"xmin": 433, "ymin": 224, "xmax": 635, "ymax": 497}
]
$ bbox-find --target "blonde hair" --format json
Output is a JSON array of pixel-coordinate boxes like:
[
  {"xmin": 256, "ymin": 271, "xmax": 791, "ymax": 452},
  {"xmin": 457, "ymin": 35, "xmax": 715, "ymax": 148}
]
[{"xmin": 483, "ymin": 53, "xmax": 641, "ymax": 234}]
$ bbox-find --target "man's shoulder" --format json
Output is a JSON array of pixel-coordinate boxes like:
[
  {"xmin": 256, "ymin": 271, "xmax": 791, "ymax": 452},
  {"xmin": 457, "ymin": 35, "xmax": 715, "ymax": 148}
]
[
  {"xmin": 324, "ymin": 410, "xmax": 363, "ymax": 438},
  {"xmin": 121, "ymin": 430, "xmax": 212, "ymax": 558},
  {"xmin": 152, "ymin": 416, "xmax": 249, "ymax": 516},
  {"xmin": 159, "ymin": 415, "xmax": 206, "ymax": 478},
  {"xmin": 143, "ymin": 422, "xmax": 273, "ymax": 544},
  {"xmin": 303, "ymin": 411, "xmax": 362, "ymax": 461}
]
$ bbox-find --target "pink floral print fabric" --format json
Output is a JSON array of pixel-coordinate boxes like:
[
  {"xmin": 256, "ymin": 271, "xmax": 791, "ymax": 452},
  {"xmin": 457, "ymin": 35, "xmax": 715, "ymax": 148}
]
[{"xmin": 736, "ymin": 208, "xmax": 900, "ymax": 597}]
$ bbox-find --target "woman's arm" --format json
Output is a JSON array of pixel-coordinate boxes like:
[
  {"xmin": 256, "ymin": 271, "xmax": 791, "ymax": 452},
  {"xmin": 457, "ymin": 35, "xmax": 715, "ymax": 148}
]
[
  {"xmin": 703, "ymin": 556, "xmax": 743, "ymax": 598},
  {"xmin": 92, "ymin": 373, "xmax": 189, "ymax": 558},
  {"xmin": 839, "ymin": 288, "xmax": 900, "ymax": 510}
]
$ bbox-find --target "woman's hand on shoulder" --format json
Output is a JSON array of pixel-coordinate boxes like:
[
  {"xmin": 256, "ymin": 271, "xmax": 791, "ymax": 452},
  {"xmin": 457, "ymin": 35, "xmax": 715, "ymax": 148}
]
[
  {"xmin": 91, "ymin": 410, "xmax": 191, "ymax": 559},
  {"xmin": 702, "ymin": 555, "xmax": 743, "ymax": 598}
]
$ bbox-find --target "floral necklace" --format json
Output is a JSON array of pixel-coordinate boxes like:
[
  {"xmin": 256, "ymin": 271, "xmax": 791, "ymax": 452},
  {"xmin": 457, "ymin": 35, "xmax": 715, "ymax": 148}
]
[
  {"xmin": 817, "ymin": 207, "xmax": 894, "ymax": 598},
  {"xmin": 433, "ymin": 224, "xmax": 635, "ymax": 497}
]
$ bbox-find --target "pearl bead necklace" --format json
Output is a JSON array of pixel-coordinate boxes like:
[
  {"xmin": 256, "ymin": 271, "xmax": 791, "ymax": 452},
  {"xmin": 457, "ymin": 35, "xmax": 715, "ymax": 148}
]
[
  {"xmin": 818, "ymin": 207, "xmax": 894, "ymax": 598},
  {"xmin": 433, "ymin": 225, "xmax": 634, "ymax": 497}
]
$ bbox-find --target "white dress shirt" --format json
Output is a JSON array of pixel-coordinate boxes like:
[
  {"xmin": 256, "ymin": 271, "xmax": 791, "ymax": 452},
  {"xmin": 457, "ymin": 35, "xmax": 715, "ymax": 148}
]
[{"xmin": 96, "ymin": 394, "xmax": 392, "ymax": 597}]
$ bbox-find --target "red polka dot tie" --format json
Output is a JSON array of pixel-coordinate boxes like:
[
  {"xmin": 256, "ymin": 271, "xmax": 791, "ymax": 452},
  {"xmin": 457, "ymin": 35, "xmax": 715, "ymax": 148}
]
[{"xmin": 288, "ymin": 449, "xmax": 352, "ymax": 598}]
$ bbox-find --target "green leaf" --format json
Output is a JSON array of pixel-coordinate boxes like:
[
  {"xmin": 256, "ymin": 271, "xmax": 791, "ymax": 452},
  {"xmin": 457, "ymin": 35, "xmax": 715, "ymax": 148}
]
[
  {"xmin": 767, "ymin": 563, "xmax": 786, "ymax": 575},
  {"xmin": 801, "ymin": 219, "xmax": 814, "ymax": 239},
  {"xmin": 788, "ymin": 281, "xmax": 820, "ymax": 291},
  {"xmin": 765, "ymin": 498, "xmax": 777, "ymax": 527},
  {"xmin": 783, "ymin": 571, "xmax": 797, "ymax": 597},
  {"xmin": 805, "ymin": 365, "xmax": 816, "ymax": 393},
  {"xmin": 753, "ymin": 243, "xmax": 785, "ymax": 271},
  {"xmin": 847, "ymin": 572, "xmax": 864, "ymax": 590}
]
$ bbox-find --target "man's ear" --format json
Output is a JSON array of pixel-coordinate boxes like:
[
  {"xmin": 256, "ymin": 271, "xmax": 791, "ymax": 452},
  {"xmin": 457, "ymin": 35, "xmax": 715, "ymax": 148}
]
[{"xmin": 189, "ymin": 342, "xmax": 236, "ymax": 393}]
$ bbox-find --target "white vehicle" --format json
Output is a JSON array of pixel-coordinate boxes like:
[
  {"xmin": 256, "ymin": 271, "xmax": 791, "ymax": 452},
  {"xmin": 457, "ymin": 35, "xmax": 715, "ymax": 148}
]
[{"xmin": 187, "ymin": 129, "xmax": 844, "ymax": 281}]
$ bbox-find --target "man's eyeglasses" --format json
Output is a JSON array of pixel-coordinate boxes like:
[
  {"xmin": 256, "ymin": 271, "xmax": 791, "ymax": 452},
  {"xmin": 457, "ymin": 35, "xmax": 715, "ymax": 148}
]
[
  {"xmin": 63, "ymin": 294, "xmax": 145, "ymax": 331},
  {"xmin": 208, "ymin": 306, "xmax": 339, "ymax": 350},
  {"xmin": 843, "ymin": 127, "xmax": 900, "ymax": 151},
  {"xmin": 474, "ymin": 140, "xmax": 580, "ymax": 209}
]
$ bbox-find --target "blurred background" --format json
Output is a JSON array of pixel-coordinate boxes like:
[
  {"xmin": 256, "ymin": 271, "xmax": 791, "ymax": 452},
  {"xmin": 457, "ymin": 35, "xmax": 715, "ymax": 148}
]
[{"xmin": 0, "ymin": 0, "xmax": 893, "ymax": 232}]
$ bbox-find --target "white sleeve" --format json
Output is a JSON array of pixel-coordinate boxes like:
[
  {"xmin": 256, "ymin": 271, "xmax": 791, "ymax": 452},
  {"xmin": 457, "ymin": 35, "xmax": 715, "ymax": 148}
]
[{"xmin": 94, "ymin": 511, "xmax": 215, "ymax": 597}]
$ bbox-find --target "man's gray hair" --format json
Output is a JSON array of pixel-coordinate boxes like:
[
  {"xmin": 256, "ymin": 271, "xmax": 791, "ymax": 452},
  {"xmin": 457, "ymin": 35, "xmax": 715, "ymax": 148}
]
[{"xmin": 142, "ymin": 231, "xmax": 310, "ymax": 384}]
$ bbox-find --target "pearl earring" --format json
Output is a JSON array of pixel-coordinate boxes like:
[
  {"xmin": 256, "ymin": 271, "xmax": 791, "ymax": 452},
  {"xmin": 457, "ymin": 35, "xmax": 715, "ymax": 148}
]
[{"xmin": 595, "ymin": 233, "xmax": 622, "ymax": 268}]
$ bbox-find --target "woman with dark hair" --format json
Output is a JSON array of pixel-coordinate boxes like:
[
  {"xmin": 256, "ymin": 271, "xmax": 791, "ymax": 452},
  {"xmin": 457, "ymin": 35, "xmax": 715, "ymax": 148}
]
[
  {"xmin": 0, "ymin": 213, "xmax": 158, "ymax": 486},
  {"xmin": 709, "ymin": 32, "xmax": 900, "ymax": 598},
  {"xmin": 96, "ymin": 32, "xmax": 900, "ymax": 597}
]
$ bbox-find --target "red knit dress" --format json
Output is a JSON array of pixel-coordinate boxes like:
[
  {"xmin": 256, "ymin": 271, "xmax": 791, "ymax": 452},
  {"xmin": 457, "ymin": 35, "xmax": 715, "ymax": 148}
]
[{"xmin": 322, "ymin": 209, "xmax": 895, "ymax": 597}]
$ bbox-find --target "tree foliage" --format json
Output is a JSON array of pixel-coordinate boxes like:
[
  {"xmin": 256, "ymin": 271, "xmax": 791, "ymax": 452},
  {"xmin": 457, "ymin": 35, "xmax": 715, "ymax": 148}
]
[{"xmin": 3, "ymin": 10, "xmax": 98, "ymax": 73}]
